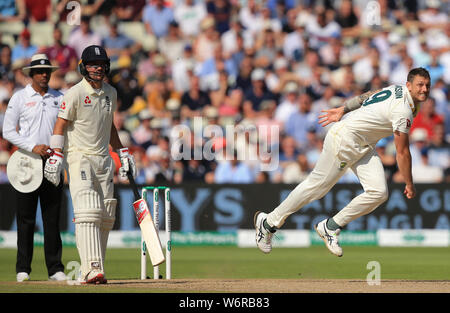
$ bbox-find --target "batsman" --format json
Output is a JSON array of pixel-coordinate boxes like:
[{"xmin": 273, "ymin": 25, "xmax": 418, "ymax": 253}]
[
  {"xmin": 255, "ymin": 68, "xmax": 431, "ymax": 257},
  {"xmin": 44, "ymin": 45, "xmax": 136, "ymax": 284}
]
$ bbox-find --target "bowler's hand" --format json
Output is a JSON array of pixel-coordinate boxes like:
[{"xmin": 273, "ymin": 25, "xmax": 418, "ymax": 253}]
[
  {"xmin": 318, "ymin": 106, "xmax": 345, "ymax": 127},
  {"xmin": 32, "ymin": 144, "xmax": 52, "ymax": 158},
  {"xmin": 404, "ymin": 184, "xmax": 416, "ymax": 199}
]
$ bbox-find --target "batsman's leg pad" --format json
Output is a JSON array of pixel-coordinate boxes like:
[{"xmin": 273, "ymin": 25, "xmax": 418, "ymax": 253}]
[
  {"xmin": 100, "ymin": 198, "xmax": 117, "ymax": 261},
  {"xmin": 73, "ymin": 189, "xmax": 103, "ymax": 277},
  {"xmin": 73, "ymin": 189, "xmax": 103, "ymax": 225}
]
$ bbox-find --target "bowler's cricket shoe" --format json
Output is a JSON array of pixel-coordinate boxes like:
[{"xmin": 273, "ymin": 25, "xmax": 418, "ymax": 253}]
[
  {"xmin": 254, "ymin": 211, "xmax": 275, "ymax": 254},
  {"xmin": 314, "ymin": 219, "xmax": 343, "ymax": 257}
]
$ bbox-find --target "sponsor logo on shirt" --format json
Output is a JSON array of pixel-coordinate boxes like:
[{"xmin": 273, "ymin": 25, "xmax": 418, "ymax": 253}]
[
  {"xmin": 25, "ymin": 101, "xmax": 36, "ymax": 107},
  {"xmin": 84, "ymin": 96, "xmax": 92, "ymax": 106}
]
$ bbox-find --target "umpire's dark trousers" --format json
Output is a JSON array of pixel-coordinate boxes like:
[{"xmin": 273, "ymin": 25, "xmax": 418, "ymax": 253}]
[{"xmin": 15, "ymin": 178, "xmax": 64, "ymax": 276}]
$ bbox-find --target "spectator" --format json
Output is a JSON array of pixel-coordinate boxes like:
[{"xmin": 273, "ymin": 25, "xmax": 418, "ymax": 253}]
[
  {"xmin": 282, "ymin": 153, "xmax": 310, "ymax": 184},
  {"xmin": 132, "ymin": 109, "xmax": 153, "ymax": 149},
  {"xmin": 0, "ymin": 150, "xmax": 9, "ymax": 183},
  {"xmin": 274, "ymin": 81, "xmax": 299, "ymax": 124},
  {"xmin": 334, "ymin": 0, "xmax": 359, "ymax": 37},
  {"xmin": 427, "ymin": 123, "xmax": 450, "ymax": 171},
  {"xmin": 206, "ymin": 0, "xmax": 232, "ymax": 35},
  {"xmin": 102, "ymin": 22, "xmax": 141, "ymax": 63},
  {"xmin": 193, "ymin": 16, "xmax": 220, "ymax": 63},
  {"xmin": 24, "ymin": 0, "xmax": 52, "ymax": 22},
  {"xmin": 180, "ymin": 75, "xmax": 211, "ymax": 119},
  {"xmin": 233, "ymin": 55, "xmax": 253, "ymax": 93},
  {"xmin": 254, "ymin": 28, "xmax": 279, "ymax": 69},
  {"xmin": 113, "ymin": 0, "xmax": 146, "ymax": 22},
  {"xmin": 172, "ymin": 45, "xmax": 196, "ymax": 93},
  {"xmin": 67, "ymin": 15, "xmax": 102, "ymax": 58},
  {"xmin": 174, "ymin": 0, "xmax": 207, "ymax": 38},
  {"xmin": 239, "ymin": 0, "xmax": 264, "ymax": 37},
  {"xmin": 305, "ymin": 8, "xmax": 341, "ymax": 50},
  {"xmin": 158, "ymin": 21, "xmax": 189, "ymax": 65},
  {"xmin": 284, "ymin": 93, "xmax": 319, "ymax": 149},
  {"xmin": 221, "ymin": 15, "xmax": 254, "ymax": 56},
  {"xmin": 214, "ymin": 150, "xmax": 253, "ymax": 184},
  {"xmin": 11, "ymin": 29, "xmax": 37, "ymax": 64},
  {"xmin": 0, "ymin": 46, "xmax": 12, "ymax": 80},
  {"xmin": 0, "ymin": 0, "xmax": 26, "ymax": 22},
  {"xmin": 110, "ymin": 55, "xmax": 142, "ymax": 112},
  {"xmin": 142, "ymin": 0, "xmax": 174, "ymax": 38},
  {"xmin": 410, "ymin": 97, "xmax": 444, "ymax": 140},
  {"xmin": 242, "ymin": 68, "xmax": 277, "ymax": 118},
  {"xmin": 412, "ymin": 147, "xmax": 443, "ymax": 183},
  {"xmin": 41, "ymin": 27, "xmax": 78, "ymax": 75},
  {"xmin": 425, "ymin": 48, "xmax": 445, "ymax": 86},
  {"xmin": 409, "ymin": 128, "xmax": 429, "ymax": 166}
]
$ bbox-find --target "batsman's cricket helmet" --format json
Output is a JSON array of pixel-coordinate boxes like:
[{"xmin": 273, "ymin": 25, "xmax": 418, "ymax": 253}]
[{"xmin": 78, "ymin": 45, "xmax": 110, "ymax": 76}]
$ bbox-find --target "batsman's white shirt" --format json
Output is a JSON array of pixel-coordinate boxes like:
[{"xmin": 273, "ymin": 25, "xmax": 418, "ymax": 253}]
[
  {"xmin": 267, "ymin": 85, "xmax": 416, "ymax": 229},
  {"xmin": 2, "ymin": 84, "xmax": 63, "ymax": 151},
  {"xmin": 58, "ymin": 78, "xmax": 117, "ymax": 156}
]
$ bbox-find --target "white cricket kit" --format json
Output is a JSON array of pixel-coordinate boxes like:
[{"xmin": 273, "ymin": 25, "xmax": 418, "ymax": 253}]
[
  {"xmin": 58, "ymin": 78, "xmax": 118, "ymax": 277},
  {"xmin": 267, "ymin": 85, "xmax": 415, "ymax": 228}
]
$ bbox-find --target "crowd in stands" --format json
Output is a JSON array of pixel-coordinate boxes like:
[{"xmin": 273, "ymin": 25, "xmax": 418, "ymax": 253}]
[{"xmin": 0, "ymin": 0, "xmax": 449, "ymax": 186}]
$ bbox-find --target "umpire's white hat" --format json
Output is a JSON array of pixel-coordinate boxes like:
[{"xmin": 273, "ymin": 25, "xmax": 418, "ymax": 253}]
[
  {"xmin": 7, "ymin": 149, "xmax": 43, "ymax": 193},
  {"xmin": 22, "ymin": 54, "xmax": 59, "ymax": 76}
]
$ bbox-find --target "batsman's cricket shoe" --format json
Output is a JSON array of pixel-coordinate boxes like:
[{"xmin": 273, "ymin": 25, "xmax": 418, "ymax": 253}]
[
  {"xmin": 81, "ymin": 270, "xmax": 107, "ymax": 284},
  {"xmin": 314, "ymin": 219, "xmax": 343, "ymax": 257},
  {"xmin": 254, "ymin": 211, "xmax": 276, "ymax": 254}
]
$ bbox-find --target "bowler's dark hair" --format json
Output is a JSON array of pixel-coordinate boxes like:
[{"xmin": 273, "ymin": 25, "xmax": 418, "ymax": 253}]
[{"xmin": 407, "ymin": 67, "xmax": 430, "ymax": 83}]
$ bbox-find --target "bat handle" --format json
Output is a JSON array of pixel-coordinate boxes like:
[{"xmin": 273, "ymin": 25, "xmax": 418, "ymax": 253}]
[{"xmin": 127, "ymin": 171, "xmax": 141, "ymax": 200}]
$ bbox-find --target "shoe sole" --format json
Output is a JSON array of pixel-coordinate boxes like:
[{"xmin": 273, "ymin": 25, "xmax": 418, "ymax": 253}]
[{"xmin": 314, "ymin": 224, "xmax": 343, "ymax": 257}]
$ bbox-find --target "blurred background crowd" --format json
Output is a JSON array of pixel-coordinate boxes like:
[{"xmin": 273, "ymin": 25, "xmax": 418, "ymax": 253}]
[{"xmin": 0, "ymin": 0, "xmax": 448, "ymax": 186}]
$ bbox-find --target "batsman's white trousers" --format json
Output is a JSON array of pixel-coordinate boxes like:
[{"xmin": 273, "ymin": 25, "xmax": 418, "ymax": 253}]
[
  {"xmin": 66, "ymin": 151, "xmax": 115, "ymax": 276},
  {"xmin": 266, "ymin": 122, "xmax": 389, "ymax": 228}
]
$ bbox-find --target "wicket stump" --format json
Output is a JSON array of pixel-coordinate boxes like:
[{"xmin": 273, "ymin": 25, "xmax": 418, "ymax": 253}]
[{"xmin": 140, "ymin": 186, "xmax": 172, "ymax": 280}]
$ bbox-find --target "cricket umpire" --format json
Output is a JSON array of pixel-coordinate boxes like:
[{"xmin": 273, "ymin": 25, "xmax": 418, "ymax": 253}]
[
  {"xmin": 44, "ymin": 45, "xmax": 136, "ymax": 284},
  {"xmin": 2, "ymin": 54, "xmax": 66, "ymax": 282}
]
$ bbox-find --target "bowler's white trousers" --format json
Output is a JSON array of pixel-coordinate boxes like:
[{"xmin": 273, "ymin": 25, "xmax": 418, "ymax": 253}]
[{"xmin": 267, "ymin": 122, "xmax": 389, "ymax": 228}]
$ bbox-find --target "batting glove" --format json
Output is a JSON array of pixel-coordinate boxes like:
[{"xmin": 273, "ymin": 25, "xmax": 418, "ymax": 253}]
[
  {"xmin": 44, "ymin": 150, "xmax": 64, "ymax": 186},
  {"xmin": 118, "ymin": 148, "xmax": 136, "ymax": 180}
]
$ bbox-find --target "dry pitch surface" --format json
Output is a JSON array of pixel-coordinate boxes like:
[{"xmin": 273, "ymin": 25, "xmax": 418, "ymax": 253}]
[{"xmin": 5, "ymin": 279, "xmax": 450, "ymax": 293}]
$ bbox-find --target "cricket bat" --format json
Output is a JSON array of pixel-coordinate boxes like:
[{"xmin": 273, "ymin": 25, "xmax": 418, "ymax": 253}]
[{"xmin": 127, "ymin": 172, "xmax": 165, "ymax": 266}]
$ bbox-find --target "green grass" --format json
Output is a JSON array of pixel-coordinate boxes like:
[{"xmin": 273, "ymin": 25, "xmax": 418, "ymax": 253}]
[{"xmin": 1, "ymin": 246, "xmax": 450, "ymax": 292}]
